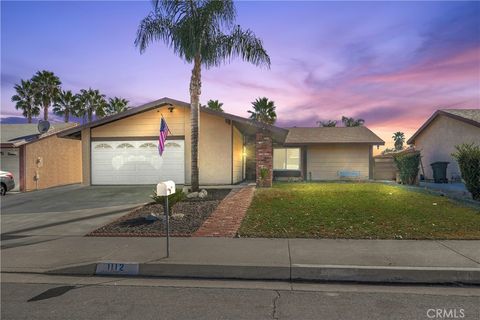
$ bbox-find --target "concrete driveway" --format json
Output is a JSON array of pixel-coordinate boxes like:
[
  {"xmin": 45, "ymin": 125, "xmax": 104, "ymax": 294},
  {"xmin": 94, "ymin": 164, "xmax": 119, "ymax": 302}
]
[{"xmin": 1, "ymin": 184, "xmax": 153, "ymax": 249}]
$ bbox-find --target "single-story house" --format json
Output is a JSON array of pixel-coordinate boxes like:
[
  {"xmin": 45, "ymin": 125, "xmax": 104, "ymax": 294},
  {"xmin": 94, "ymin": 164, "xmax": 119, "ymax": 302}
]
[
  {"xmin": 1, "ymin": 123, "xmax": 82, "ymax": 191},
  {"xmin": 59, "ymin": 97, "xmax": 384, "ymax": 187},
  {"xmin": 407, "ymin": 109, "xmax": 480, "ymax": 181}
]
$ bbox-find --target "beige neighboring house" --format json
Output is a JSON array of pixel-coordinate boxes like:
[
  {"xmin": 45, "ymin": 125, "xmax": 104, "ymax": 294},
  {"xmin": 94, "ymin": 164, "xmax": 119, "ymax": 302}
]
[
  {"xmin": 58, "ymin": 97, "xmax": 385, "ymax": 186},
  {"xmin": 407, "ymin": 109, "xmax": 480, "ymax": 181},
  {"xmin": 0, "ymin": 123, "xmax": 82, "ymax": 191}
]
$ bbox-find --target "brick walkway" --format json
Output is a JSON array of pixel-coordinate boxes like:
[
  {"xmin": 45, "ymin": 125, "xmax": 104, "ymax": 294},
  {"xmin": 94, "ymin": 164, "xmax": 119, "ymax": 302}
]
[{"xmin": 193, "ymin": 186, "xmax": 255, "ymax": 237}]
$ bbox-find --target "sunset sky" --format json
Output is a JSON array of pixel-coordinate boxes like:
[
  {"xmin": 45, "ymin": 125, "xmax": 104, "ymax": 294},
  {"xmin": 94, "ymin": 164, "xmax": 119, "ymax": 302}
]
[{"xmin": 1, "ymin": 1, "xmax": 479, "ymax": 149}]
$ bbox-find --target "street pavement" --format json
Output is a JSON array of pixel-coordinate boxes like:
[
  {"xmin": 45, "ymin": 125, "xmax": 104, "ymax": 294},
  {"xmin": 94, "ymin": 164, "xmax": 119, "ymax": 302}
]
[{"xmin": 1, "ymin": 274, "xmax": 479, "ymax": 320}]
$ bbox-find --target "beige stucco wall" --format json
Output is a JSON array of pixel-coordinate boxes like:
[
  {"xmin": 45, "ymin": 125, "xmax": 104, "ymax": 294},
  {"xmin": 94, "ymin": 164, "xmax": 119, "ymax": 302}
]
[
  {"xmin": 24, "ymin": 135, "xmax": 82, "ymax": 191},
  {"xmin": 307, "ymin": 144, "xmax": 370, "ymax": 180},
  {"xmin": 232, "ymin": 125, "xmax": 244, "ymax": 183},
  {"xmin": 413, "ymin": 115, "xmax": 480, "ymax": 179},
  {"xmin": 83, "ymin": 104, "xmax": 235, "ymax": 185},
  {"xmin": 198, "ymin": 112, "xmax": 232, "ymax": 185},
  {"xmin": 81, "ymin": 128, "xmax": 91, "ymax": 185}
]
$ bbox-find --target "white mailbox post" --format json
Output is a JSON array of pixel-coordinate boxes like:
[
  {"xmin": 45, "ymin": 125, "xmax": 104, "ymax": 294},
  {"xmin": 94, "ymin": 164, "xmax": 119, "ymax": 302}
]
[{"xmin": 157, "ymin": 180, "xmax": 176, "ymax": 257}]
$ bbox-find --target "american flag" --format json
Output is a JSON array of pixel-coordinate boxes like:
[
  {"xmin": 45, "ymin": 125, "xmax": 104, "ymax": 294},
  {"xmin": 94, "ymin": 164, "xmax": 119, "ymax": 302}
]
[{"xmin": 158, "ymin": 117, "xmax": 169, "ymax": 156}]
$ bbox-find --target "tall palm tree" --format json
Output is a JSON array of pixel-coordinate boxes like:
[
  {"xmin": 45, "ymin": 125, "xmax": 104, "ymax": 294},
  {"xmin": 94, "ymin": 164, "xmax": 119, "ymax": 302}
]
[
  {"xmin": 53, "ymin": 90, "xmax": 78, "ymax": 123},
  {"xmin": 105, "ymin": 97, "xmax": 130, "ymax": 116},
  {"xmin": 247, "ymin": 97, "xmax": 277, "ymax": 125},
  {"xmin": 317, "ymin": 120, "xmax": 337, "ymax": 127},
  {"xmin": 135, "ymin": 0, "xmax": 270, "ymax": 191},
  {"xmin": 11, "ymin": 80, "xmax": 40, "ymax": 123},
  {"xmin": 76, "ymin": 88, "xmax": 107, "ymax": 123},
  {"xmin": 31, "ymin": 70, "xmax": 62, "ymax": 121},
  {"xmin": 341, "ymin": 116, "xmax": 365, "ymax": 127},
  {"xmin": 206, "ymin": 99, "xmax": 224, "ymax": 112},
  {"xmin": 392, "ymin": 131, "xmax": 405, "ymax": 151}
]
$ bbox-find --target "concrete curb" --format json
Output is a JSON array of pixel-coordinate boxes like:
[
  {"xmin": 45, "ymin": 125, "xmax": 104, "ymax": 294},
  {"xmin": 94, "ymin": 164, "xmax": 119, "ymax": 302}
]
[{"xmin": 37, "ymin": 262, "xmax": 480, "ymax": 284}]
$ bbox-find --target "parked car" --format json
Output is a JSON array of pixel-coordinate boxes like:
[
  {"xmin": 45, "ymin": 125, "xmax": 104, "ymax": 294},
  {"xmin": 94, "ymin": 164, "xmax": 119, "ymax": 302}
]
[{"xmin": 0, "ymin": 171, "xmax": 15, "ymax": 195}]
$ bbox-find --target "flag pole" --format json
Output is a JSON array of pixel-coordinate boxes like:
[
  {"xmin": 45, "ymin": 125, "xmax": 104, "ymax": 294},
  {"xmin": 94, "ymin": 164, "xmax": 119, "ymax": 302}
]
[{"xmin": 160, "ymin": 113, "xmax": 173, "ymax": 135}]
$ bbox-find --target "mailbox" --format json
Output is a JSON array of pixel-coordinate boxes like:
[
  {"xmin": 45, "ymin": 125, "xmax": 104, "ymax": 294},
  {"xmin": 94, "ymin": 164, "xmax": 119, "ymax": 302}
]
[{"xmin": 157, "ymin": 180, "xmax": 175, "ymax": 196}]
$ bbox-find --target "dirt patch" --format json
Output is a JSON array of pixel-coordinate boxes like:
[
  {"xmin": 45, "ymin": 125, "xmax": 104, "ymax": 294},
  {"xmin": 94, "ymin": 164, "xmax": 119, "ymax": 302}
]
[{"xmin": 88, "ymin": 189, "xmax": 231, "ymax": 237}]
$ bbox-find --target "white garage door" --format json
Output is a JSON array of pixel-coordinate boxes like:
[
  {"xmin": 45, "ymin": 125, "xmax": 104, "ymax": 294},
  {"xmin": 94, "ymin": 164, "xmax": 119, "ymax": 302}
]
[
  {"xmin": 1, "ymin": 148, "xmax": 20, "ymax": 191},
  {"xmin": 91, "ymin": 140, "xmax": 185, "ymax": 185}
]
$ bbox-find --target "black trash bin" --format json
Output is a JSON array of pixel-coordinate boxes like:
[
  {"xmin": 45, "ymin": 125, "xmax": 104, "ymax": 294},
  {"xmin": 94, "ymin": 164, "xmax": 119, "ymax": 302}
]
[{"xmin": 430, "ymin": 161, "xmax": 449, "ymax": 183}]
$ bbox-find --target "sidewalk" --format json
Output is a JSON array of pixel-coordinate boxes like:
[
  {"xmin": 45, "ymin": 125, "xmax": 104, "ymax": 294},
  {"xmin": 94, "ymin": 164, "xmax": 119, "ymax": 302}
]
[{"xmin": 1, "ymin": 237, "xmax": 479, "ymax": 284}]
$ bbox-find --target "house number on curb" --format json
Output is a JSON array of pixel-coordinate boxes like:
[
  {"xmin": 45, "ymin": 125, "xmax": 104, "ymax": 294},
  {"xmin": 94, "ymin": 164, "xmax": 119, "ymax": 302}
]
[{"xmin": 95, "ymin": 262, "xmax": 139, "ymax": 275}]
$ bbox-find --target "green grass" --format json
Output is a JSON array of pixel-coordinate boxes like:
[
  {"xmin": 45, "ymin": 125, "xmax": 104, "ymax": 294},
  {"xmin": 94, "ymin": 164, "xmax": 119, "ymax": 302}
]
[{"xmin": 239, "ymin": 182, "xmax": 480, "ymax": 239}]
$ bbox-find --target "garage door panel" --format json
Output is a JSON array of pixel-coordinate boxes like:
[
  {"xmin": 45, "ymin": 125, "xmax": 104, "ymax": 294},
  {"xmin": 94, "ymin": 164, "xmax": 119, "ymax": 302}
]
[{"xmin": 92, "ymin": 140, "xmax": 185, "ymax": 185}]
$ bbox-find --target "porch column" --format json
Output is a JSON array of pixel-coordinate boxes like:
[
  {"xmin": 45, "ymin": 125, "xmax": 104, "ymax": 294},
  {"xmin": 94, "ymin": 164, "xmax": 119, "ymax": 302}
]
[{"xmin": 255, "ymin": 132, "xmax": 273, "ymax": 188}]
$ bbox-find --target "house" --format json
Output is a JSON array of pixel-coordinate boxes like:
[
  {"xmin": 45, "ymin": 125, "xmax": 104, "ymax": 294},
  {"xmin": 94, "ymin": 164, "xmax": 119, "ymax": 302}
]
[
  {"xmin": 58, "ymin": 97, "xmax": 384, "ymax": 187},
  {"xmin": 407, "ymin": 109, "xmax": 480, "ymax": 181},
  {"xmin": 0, "ymin": 123, "xmax": 82, "ymax": 191}
]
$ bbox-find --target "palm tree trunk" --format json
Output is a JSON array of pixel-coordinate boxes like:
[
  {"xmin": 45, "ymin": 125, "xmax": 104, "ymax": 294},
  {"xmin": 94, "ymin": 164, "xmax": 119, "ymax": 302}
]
[
  {"xmin": 43, "ymin": 103, "xmax": 48, "ymax": 121},
  {"xmin": 190, "ymin": 55, "xmax": 202, "ymax": 192},
  {"xmin": 27, "ymin": 113, "xmax": 32, "ymax": 124},
  {"xmin": 65, "ymin": 110, "xmax": 69, "ymax": 123},
  {"xmin": 88, "ymin": 110, "xmax": 92, "ymax": 123}
]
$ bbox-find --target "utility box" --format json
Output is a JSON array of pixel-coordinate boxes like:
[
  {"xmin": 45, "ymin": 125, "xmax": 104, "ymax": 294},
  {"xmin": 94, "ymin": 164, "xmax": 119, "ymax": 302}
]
[
  {"xmin": 157, "ymin": 180, "xmax": 176, "ymax": 196},
  {"xmin": 431, "ymin": 162, "xmax": 449, "ymax": 183}
]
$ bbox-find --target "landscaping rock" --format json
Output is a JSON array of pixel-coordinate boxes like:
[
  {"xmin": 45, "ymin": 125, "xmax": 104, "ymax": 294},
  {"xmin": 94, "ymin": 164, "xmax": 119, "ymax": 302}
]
[
  {"xmin": 182, "ymin": 186, "xmax": 190, "ymax": 194},
  {"xmin": 172, "ymin": 213, "xmax": 185, "ymax": 219},
  {"xmin": 145, "ymin": 213, "xmax": 159, "ymax": 221},
  {"xmin": 187, "ymin": 192, "xmax": 199, "ymax": 198},
  {"xmin": 198, "ymin": 189, "xmax": 208, "ymax": 199}
]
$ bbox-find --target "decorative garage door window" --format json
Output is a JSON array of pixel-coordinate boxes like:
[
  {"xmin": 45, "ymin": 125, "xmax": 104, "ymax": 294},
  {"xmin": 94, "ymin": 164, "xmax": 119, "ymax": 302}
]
[
  {"xmin": 117, "ymin": 143, "xmax": 135, "ymax": 149},
  {"xmin": 91, "ymin": 140, "xmax": 185, "ymax": 185},
  {"xmin": 94, "ymin": 143, "xmax": 113, "ymax": 149},
  {"xmin": 165, "ymin": 142, "xmax": 181, "ymax": 148},
  {"xmin": 139, "ymin": 142, "xmax": 157, "ymax": 149}
]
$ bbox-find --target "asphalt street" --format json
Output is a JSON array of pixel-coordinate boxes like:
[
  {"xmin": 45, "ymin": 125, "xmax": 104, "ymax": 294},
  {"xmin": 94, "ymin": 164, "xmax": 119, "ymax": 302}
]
[{"xmin": 1, "ymin": 274, "xmax": 479, "ymax": 320}]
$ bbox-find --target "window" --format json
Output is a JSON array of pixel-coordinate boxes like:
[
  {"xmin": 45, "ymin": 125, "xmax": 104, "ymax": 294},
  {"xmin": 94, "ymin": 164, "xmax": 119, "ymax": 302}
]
[
  {"xmin": 273, "ymin": 148, "xmax": 300, "ymax": 170},
  {"xmin": 117, "ymin": 143, "xmax": 134, "ymax": 149},
  {"xmin": 139, "ymin": 142, "xmax": 157, "ymax": 149},
  {"xmin": 94, "ymin": 143, "xmax": 113, "ymax": 149}
]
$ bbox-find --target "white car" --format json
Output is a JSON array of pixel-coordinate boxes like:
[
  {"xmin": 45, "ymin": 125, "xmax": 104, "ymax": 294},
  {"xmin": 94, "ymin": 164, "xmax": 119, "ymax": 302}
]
[{"xmin": 0, "ymin": 170, "xmax": 16, "ymax": 195}]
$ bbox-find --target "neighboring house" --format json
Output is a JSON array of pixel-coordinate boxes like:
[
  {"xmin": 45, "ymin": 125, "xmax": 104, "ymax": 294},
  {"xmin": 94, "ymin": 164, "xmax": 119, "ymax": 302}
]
[
  {"xmin": 407, "ymin": 109, "xmax": 480, "ymax": 181},
  {"xmin": 59, "ymin": 97, "xmax": 385, "ymax": 187},
  {"xmin": 0, "ymin": 123, "xmax": 82, "ymax": 191}
]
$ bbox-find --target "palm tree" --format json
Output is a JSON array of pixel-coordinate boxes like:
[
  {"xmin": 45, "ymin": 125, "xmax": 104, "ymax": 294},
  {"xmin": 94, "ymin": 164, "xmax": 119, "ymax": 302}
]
[
  {"xmin": 31, "ymin": 70, "xmax": 62, "ymax": 121},
  {"xmin": 341, "ymin": 116, "xmax": 365, "ymax": 127},
  {"xmin": 247, "ymin": 97, "xmax": 277, "ymax": 125},
  {"xmin": 105, "ymin": 97, "xmax": 130, "ymax": 116},
  {"xmin": 11, "ymin": 80, "xmax": 40, "ymax": 123},
  {"xmin": 392, "ymin": 131, "xmax": 405, "ymax": 151},
  {"xmin": 206, "ymin": 99, "xmax": 224, "ymax": 112},
  {"xmin": 53, "ymin": 90, "xmax": 78, "ymax": 123},
  {"xmin": 135, "ymin": 0, "xmax": 270, "ymax": 191},
  {"xmin": 317, "ymin": 120, "xmax": 337, "ymax": 127},
  {"xmin": 76, "ymin": 88, "xmax": 107, "ymax": 123}
]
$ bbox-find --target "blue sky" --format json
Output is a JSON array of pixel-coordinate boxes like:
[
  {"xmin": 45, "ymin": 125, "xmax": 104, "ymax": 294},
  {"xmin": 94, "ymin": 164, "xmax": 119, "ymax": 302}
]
[{"xmin": 1, "ymin": 1, "xmax": 479, "ymax": 146}]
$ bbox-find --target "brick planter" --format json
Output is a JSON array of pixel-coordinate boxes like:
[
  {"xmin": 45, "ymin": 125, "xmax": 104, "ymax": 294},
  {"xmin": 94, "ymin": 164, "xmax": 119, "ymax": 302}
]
[{"xmin": 256, "ymin": 132, "xmax": 273, "ymax": 188}]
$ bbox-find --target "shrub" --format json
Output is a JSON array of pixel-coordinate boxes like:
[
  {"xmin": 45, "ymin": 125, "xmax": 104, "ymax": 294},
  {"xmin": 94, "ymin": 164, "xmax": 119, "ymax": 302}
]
[
  {"xmin": 151, "ymin": 189, "xmax": 185, "ymax": 211},
  {"xmin": 393, "ymin": 151, "xmax": 421, "ymax": 185},
  {"xmin": 452, "ymin": 143, "xmax": 480, "ymax": 201}
]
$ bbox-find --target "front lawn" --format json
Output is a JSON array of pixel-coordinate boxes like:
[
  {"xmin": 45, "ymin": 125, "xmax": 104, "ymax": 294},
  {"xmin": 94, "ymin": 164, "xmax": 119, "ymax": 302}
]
[{"xmin": 239, "ymin": 183, "xmax": 480, "ymax": 239}]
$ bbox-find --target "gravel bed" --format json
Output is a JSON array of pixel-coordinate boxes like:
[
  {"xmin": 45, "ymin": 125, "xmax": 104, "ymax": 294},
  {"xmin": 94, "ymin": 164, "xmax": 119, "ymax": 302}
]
[{"xmin": 88, "ymin": 189, "xmax": 231, "ymax": 237}]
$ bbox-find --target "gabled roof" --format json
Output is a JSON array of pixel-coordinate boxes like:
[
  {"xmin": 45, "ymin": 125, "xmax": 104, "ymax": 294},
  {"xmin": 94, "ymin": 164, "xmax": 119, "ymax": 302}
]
[
  {"xmin": 58, "ymin": 97, "xmax": 289, "ymax": 141},
  {"xmin": 1, "ymin": 123, "xmax": 77, "ymax": 147},
  {"xmin": 407, "ymin": 109, "xmax": 480, "ymax": 144},
  {"xmin": 285, "ymin": 126, "xmax": 385, "ymax": 145}
]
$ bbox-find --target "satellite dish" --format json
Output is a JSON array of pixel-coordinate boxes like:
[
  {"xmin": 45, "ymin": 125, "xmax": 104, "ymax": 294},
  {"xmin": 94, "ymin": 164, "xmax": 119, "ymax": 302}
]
[{"xmin": 38, "ymin": 120, "xmax": 51, "ymax": 134}]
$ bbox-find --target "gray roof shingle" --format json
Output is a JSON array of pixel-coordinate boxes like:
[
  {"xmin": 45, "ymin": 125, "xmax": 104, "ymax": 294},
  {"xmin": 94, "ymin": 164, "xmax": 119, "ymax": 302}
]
[
  {"xmin": 1, "ymin": 123, "xmax": 77, "ymax": 144},
  {"xmin": 285, "ymin": 126, "xmax": 385, "ymax": 145}
]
